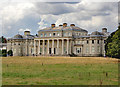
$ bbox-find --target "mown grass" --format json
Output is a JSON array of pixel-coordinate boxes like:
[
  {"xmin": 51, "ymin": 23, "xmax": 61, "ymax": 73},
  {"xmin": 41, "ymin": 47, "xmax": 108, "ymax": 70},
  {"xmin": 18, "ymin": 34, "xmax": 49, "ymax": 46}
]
[{"xmin": 2, "ymin": 56, "xmax": 118, "ymax": 85}]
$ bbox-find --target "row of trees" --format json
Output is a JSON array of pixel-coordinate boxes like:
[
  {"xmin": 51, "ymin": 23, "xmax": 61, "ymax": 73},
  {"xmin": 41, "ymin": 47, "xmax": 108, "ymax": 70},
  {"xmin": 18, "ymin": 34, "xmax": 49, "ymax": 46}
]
[
  {"xmin": 0, "ymin": 50, "xmax": 13, "ymax": 57},
  {"xmin": 105, "ymin": 25, "xmax": 120, "ymax": 58},
  {"xmin": 0, "ymin": 36, "xmax": 13, "ymax": 57},
  {"xmin": 0, "ymin": 36, "xmax": 7, "ymax": 43}
]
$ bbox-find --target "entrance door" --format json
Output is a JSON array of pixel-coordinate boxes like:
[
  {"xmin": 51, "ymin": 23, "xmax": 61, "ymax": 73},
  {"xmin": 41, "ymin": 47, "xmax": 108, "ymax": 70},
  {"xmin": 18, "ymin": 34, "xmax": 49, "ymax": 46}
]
[
  {"xmin": 49, "ymin": 48, "xmax": 51, "ymax": 54},
  {"xmin": 54, "ymin": 48, "xmax": 56, "ymax": 54}
]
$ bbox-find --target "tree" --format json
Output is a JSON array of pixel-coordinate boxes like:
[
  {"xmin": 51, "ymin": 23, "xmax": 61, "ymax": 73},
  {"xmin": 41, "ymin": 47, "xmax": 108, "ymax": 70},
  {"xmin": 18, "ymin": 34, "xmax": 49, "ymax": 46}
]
[
  {"xmin": 8, "ymin": 50, "xmax": 13, "ymax": 56},
  {"xmin": 2, "ymin": 49, "xmax": 7, "ymax": 57},
  {"xmin": 0, "ymin": 36, "xmax": 7, "ymax": 43},
  {"xmin": 105, "ymin": 25, "xmax": 120, "ymax": 58}
]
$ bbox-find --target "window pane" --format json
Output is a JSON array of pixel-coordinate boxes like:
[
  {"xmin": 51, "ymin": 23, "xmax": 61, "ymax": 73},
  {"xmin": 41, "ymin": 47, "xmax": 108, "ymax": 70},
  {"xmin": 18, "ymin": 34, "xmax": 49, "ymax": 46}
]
[{"xmin": 92, "ymin": 40, "xmax": 94, "ymax": 44}]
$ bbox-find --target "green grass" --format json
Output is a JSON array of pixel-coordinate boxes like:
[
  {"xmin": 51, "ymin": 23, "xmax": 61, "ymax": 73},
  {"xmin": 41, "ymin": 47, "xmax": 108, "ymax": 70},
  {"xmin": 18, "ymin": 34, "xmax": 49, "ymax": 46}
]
[{"xmin": 2, "ymin": 56, "xmax": 118, "ymax": 85}]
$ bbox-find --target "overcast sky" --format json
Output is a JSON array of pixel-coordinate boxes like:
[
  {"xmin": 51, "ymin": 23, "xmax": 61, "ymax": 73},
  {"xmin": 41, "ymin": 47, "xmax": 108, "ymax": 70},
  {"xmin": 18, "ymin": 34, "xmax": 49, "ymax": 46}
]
[{"xmin": 0, "ymin": 0, "xmax": 118, "ymax": 38}]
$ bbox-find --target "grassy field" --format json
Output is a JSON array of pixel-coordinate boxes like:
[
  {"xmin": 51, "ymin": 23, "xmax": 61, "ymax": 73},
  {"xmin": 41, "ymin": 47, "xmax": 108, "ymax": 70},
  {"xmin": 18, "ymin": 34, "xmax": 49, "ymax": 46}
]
[{"xmin": 2, "ymin": 56, "xmax": 119, "ymax": 85}]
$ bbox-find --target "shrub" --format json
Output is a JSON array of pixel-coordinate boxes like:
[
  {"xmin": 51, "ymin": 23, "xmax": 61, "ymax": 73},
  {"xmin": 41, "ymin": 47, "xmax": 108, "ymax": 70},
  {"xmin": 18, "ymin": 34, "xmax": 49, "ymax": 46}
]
[
  {"xmin": 2, "ymin": 49, "xmax": 7, "ymax": 57},
  {"xmin": 8, "ymin": 50, "xmax": 13, "ymax": 56}
]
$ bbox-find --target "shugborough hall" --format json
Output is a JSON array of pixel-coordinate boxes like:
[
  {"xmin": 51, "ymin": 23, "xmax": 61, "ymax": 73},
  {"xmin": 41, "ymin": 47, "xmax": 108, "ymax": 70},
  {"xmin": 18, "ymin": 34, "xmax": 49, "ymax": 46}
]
[{"xmin": 7, "ymin": 23, "xmax": 110, "ymax": 57}]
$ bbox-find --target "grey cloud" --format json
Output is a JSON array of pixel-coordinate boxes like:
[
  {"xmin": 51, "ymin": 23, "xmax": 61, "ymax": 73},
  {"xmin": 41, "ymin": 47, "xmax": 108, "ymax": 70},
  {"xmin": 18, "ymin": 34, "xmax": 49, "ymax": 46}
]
[
  {"xmin": 0, "ymin": 1, "xmax": 118, "ymax": 38},
  {"xmin": 33, "ymin": 2, "xmax": 77, "ymax": 15}
]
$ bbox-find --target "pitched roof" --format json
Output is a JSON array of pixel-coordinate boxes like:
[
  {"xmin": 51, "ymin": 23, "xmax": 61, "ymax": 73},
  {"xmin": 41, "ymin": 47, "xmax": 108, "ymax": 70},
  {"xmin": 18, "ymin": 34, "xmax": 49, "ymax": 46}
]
[{"xmin": 38, "ymin": 26, "xmax": 88, "ymax": 32}]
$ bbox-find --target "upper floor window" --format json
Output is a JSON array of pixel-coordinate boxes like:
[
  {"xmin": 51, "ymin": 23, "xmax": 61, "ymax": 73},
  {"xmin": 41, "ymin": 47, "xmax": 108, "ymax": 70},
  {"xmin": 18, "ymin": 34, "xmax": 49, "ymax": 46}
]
[
  {"xmin": 49, "ymin": 33, "xmax": 51, "ymax": 36},
  {"xmin": 76, "ymin": 41, "xmax": 78, "ymax": 44},
  {"xmin": 44, "ymin": 33, "xmax": 47, "ymax": 37},
  {"xmin": 97, "ymin": 40, "xmax": 99, "ymax": 44},
  {"xmin": 68, "ymin": 32, "xmax": 71, "ymax": 36},
  {"xmin": 40, "ymin": 42, "xmax": 42, "ymax": 45},
  {"xmin": 64, "ymin": 33, "xmax": 66, "ymax": 36},
  {"xmin": 104, "ymin": 40, "xmax": 106, "ymax": 44},
  {"xmin": 87, "ymin": 40, "xmax": 89, "ymax": 44},
  {"xmin": 41, "ymin": 34, "xmax": 43, "ymax": 37},
  {"xmin": 57, "ymin": 33, "xmax": 60, "ymax": 36},
  {"xmin": 92, "ymin": 40, "xmax": 94, "ymax": 44},
  {"xmin": 53, "ymin": 33, "xmax": 56, "ymax": 36},
  {"xmin": 76, "ymin": 33, "xmax": 78, "ymax": 36}
]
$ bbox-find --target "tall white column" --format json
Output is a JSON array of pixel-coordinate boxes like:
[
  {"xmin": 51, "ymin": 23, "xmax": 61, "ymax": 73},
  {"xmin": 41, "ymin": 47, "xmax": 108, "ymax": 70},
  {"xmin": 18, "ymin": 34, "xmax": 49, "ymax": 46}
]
[
  {"xmin": 69, "ymin": 40, "xmax": 71, "ymax": 54},
  {"xmin": 52, "ymin": 39, "xmax": 54, "ymax": 54},
  {"xmin": 43, "ymin": 40, "xmax": 45, "ymax": 55},
  {"xmin": 72, "ymin": 40, "xmax": 75, "ymax": 54},
  {"xmin": 57, "ymin": 39, "xmax": 59, "ymax": 55},
  {"xmin": 67, "ymin": 39, "xmax": 69, "ymax": 54},
  {"xmin": 26, "ymin": 39, "xmax": 28, "ymax": 55},
  {"xmin": 47, "ymin": 40, "xmax": 49, "ymax": 55},
  {"xmin": 34, "ymin": 40, "xmax": 36, "ymax": 55},
  {"xmin": 62, "ymin": 39, "xmax": 64, "ymax": 55},
  {"xmin": 38, "ymin": 40, "xmax": 40, "ymax": 55}
]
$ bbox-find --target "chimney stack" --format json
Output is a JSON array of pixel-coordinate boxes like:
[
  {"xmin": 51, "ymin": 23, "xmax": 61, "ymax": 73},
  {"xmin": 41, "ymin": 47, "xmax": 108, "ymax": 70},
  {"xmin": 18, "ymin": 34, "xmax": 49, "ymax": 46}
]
[
  {"xmin": 24, "ymin": 31, "xmax": 30, "ymax": 36},
  {"xmin": 70, "ymin": 24, "xmax": 75, "ymax": 27},
  {"xmin": 102, "ymin": 28, "xmax": 107, "ymax": 33},
  {"xmin": 63, "ymin": 23, "xmax": 67, "ymax": 27},
  {"xmin": 51, "ymin": 24, "xmax": 55, "ymax": 28}
]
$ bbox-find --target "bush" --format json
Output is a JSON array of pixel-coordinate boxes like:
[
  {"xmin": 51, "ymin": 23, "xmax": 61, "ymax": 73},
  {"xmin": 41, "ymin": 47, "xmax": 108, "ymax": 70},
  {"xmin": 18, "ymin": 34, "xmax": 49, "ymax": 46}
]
[
  {"xmin": 2, "ymin": 49, "xmax": 7, "ymax": 57},
  {"xmin": 8, "ymin": 50, "xmax": 13, "ymax": 56}
]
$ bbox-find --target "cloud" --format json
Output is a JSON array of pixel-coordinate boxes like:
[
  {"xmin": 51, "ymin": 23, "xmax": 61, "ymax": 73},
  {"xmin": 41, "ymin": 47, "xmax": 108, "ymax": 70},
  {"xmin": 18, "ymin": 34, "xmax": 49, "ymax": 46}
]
[
  {"xmin": 37, "ymin": 2, "xmax": 118, "ymax": 33},
  {"xmin": 0, "ymin": 1, "xmax": 118, "ymax": 38},
  {"xmin": 1, "ymin": 2, "xmax": 34, "ymax": 23}
]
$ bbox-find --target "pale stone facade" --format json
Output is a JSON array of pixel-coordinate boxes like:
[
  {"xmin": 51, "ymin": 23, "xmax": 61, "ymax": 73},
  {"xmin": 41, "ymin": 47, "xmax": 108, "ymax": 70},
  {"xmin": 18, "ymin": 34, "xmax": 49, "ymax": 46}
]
[{"xmin": 7, "ymin": 23, "xmax": 110, "ymax": 57}]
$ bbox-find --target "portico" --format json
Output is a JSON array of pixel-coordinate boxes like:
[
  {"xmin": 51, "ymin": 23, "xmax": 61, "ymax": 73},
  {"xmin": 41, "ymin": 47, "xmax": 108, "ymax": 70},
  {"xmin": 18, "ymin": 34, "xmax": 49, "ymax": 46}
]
[{"xmin": 34, "ymin": 38, "xmax": 72, "ymax": 56}]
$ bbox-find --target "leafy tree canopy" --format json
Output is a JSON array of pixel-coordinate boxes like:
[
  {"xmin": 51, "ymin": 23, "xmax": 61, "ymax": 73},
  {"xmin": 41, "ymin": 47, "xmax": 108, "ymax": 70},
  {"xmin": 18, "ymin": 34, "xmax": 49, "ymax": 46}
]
[
  {"xmin": 0, "ymin": 36, "xmax": 7, "ymax": 43},
  {"xmin": 105, "ymin": 25, "xmax": 120, "ymax": 58}
]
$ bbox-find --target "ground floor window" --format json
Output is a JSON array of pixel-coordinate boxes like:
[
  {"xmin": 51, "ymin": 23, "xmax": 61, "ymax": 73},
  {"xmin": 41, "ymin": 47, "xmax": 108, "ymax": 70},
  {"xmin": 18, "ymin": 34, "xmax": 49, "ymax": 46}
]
[
  {"xmin": 86, "ymin": 47, "xmax": 89, "ymax": 53},
  {"xmin": 31, "ymin": 48, "xmax": 33, "ymax": 54},
  {"xmin": 76, "ymin": 47, "xmax": 81, "ymax": 54},
  {"xmin": 92, "ymin": 46, "xmax": 95, "ymax": 53},
  {"xmin": 97, "ymin": 46, "xmax": 100, "ymax": 53},
  {"xmin": 45, "ymin": 47, "xmax": 47, "ymax": 52},
  {"xmin": 40, "ymin": 47, "xmax": 42, "ymax": 53},
  {"xmin": 19, "ymin": 49, "xmax": 21, "ymax": 53},
  {"xmin": 14, "ymin": 49, "xmax": 16, "ymax": 54},
  {"xmin": 64, "ymin": 47, "xmax": 66, "ymax": 53}
]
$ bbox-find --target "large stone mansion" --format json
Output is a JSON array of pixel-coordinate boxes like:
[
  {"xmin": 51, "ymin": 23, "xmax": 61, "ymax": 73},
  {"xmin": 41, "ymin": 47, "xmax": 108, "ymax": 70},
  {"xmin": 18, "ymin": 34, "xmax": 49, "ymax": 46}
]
[{"xmin": 7, "ymin": 23, "xmax": 110, "ymax": 56}]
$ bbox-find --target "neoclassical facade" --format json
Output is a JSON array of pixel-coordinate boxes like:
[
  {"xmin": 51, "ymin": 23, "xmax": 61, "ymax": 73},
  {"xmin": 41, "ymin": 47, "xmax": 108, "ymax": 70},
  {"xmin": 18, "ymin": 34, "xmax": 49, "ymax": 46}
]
[{"xmin": 7, "ymin": 23, "xmax": 110, "ymax": 57}]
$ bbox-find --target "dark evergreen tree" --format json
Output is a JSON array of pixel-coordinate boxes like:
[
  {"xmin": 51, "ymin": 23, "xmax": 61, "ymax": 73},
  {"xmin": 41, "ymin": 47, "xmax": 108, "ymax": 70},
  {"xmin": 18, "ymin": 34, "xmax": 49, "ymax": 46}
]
[
  {"xmin": 8, "ymin": 50, "xmax": 13, "ymax": 56},
  {"xmin": 0, "ymin": 36, "xmax": 7, "ymax": 43},
  {"xmin": 105, "ymin": 25, "xmax": 120, "ymax": 58}
]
